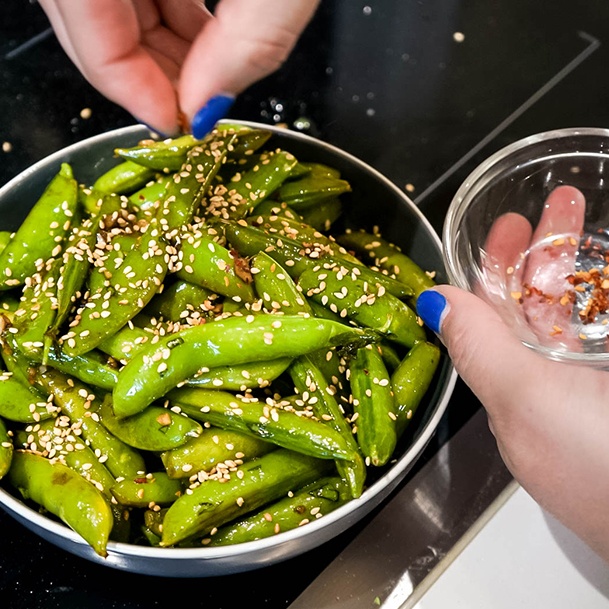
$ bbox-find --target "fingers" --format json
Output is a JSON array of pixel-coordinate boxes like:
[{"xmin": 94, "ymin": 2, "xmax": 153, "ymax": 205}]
[
  {"xmin": 178, "ymin": 0, "xmax": 321, "ymax": 137},
  {"xmin": 481, "ymin": 211, "xmax": 532, "ymax": 298},
  {"xmin": 416, "ymin": 284, "xmax": 609, "ymax": 563},
  {"xmin": 39, "ymin": 0, "xmax": 181, "ymax": 135}
]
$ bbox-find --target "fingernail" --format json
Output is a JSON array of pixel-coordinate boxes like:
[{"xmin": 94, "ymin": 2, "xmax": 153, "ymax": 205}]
[
  {"xmin": 416, "ymin": 290, "xmax": 448, "ymax": 335},
  {"xmin": 191, "ymin": 94, "xmax": 235, "ymax": 139}
]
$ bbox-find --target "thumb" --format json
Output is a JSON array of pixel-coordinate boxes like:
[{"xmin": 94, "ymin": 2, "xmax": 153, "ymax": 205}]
[
  {"xmin": 179, "ymin": 0, "xmax": 320, "ymax": 138},
  {"xmin": 415, "ymin": 285, "xmax": 556, "ymax": 417}
]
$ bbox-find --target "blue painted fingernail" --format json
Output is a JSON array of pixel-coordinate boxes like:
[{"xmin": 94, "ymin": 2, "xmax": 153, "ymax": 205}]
[
  {"xmin": 191, "ymin": 94, "xmax": 235, "ymax": 139},
  {"xmin": 416, "ymin": 290, "xmax": 448, "ymax": 334}
]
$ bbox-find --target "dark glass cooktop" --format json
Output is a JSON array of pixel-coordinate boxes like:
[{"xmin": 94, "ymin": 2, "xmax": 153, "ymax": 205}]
[{"xmin": 1, "ymin": 1, "xmax": 608, "ymax": 607}]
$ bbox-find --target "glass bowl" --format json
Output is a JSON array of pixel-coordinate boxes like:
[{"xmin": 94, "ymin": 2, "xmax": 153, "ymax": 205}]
[{"xmin": 444, "ymin": 127, "xmax": 609, "ymax": 367}]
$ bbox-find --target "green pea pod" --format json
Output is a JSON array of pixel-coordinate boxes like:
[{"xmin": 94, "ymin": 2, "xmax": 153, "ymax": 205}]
[
  {"xmin": 391, "ymin": 340, "xmax": 441, "ymax": 437},
  {"xmin": 52, "ymin": 192, "xmax": 127, "ymax": 335},
  {"xmin": 99, "ymin": 395, "xmax": 202, "ymax": 451},
  {"xmin": 63, "ymin": 226, "xmax": 168, "ymax": 357},
  {"xmin": 0, "ymin": 373, "xmax": 56, "ymax": 423},
  {"xmin": 63, "ymin": 443, "xmax": 117, "ymax": 496},
  {"xmin": 291, "ymin": 162, "xmax": 342, "ymax": 180},
  {"xmin": 289, "ymin": 354, "xmax": 366, "ymax": 498},
  {"xmin": 113, "ymin": 314, "xmax": 377, "ymax": 419},
  {"xmin": 251, "ymin": 250, "xmax": 313, "ymax": 315},
  {"xmin": 251, "ymin": 199, "xmax": 302, "ymax": 220},
  {"xmin": 128, "ymin": 178, "xmax": 168, "ymax": 220},
  {"xmin": 97, "ymin": 323, "xmax": 155, "ymax": 362},
  {"xmin": 115, "ymin": 135, "xmax": 203, "ymax": 171},
  {"xmin": 212, "ymin": 149, "xmax": 298, "ymax": 220},
  {"xmin": 144, "ymin": 279, "xmax": 217, "ymax": 323},
  {"xmin": 37, "ymin": 368, "xmax": 146, "ymax": 479},
  {"xmin": 12, "ymin": 256, "xmax": 62, "ymax": 362},
  {"xmin": 157, "ymin": 134, "xmax": 235, "ymax": 231},
  {"xmin": 250, "ymin": 214, "xmax": 359, "ymax": 264},
  {"xmin": 161, "ymin": 427, "xmax": 276, "ymax": 478},
  {"xmin": 110, "ymin": 471, "xmax": 184, "ymax": 507},
  {"xmin": 93, "ymin": 159, "xmax": 156, "ymax": 195},
  {"xmin": 44, "ymin": 346, "xmax": 119, "ymax": 391},
  {"xmin": 0, "ymin": 417, "xmax": 13, "ymax": 478},
  {"xmin": 348, "ymin": 344, "xmax": 397, "ymax": 467},
  {"xmin": 299, "ymin": 197, "xmax": 343, "ymax": 232},
  {"xmin": 8, "ymin": 451, "xmax": 114, "ymax": 556},
  {"xmin": 219, "ymin": 220, "xmax": 414, "ymax": 300},
  {"xmin": 185, "ymin": 357, "xmax": 292, "ymax": 391},
  {"xmin": 206, "ymin": 476, "xmax": 351, "ymax": 545},
  {"xmin": 298, "ymin": 264, "xmax": 426, "ymax": 348},
  {"xmin": 275, "ymin": 172, "xmax": 351, "ymax": 211},
  {"xmin": 215, "ymin": 124, "xmax": 273, "ymax": 157},
  {"xmin": 160, "ymin": 448, "xmax": 331, "ymax": 546},
  {"xmin": 337, "ymin": 229, "xmax": 436, "ymax": 298},
  {"xmin": 175, "ymin": 225, "xmax": 255, "ymax": 302},
  {"xmin": 0, "ymin": 162, "xmax": 78, "ymax": 290},
  {"xmin": 170, "ymin": 387, "xmax": 358, "ymax": 461}
]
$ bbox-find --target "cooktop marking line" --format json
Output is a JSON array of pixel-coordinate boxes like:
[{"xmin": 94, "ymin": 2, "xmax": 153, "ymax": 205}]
[
  {"xmin": 4, "ymin": 27, "xmax": 53, "ymax": 60},
  {"xmin": 413, "ymin": 31, "xmax": 601, "ymax": 206}
]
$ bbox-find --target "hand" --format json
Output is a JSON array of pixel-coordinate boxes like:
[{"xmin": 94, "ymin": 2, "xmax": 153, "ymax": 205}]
[
  {"xmin": 416, "ymin": 186, "xmax": 609, "ymax": 564},
  {"xmin": 39, "ymin": 0, "xmax": 321, "ymax": 137}
]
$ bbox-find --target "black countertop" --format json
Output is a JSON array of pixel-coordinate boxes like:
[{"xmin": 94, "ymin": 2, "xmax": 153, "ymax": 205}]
[{"xmin": 1, "ymin": 1, "xmax": 608, "ymax": 607}]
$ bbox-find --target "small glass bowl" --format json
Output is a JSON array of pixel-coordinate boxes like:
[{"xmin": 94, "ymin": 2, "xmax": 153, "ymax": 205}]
[{"xmin": 443, "ymin": 127, "xmax": 609, "ymax": 368}]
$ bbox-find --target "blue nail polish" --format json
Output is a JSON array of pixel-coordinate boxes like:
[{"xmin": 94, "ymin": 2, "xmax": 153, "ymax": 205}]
[
  {"xmin": 191, "ymin": 95, "xmax": 235, "ymax": 139},
  {"xmin": 416, "ymin": 290, "xmax": 447, "ymax": 334}
]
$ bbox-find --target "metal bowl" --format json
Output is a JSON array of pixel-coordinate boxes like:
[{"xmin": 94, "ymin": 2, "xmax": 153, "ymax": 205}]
[{"xmin": 0, "ymin": 122, "xmax": 457, "ymax": 577}]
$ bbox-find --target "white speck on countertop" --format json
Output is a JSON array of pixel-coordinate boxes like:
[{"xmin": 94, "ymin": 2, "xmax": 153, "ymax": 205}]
[
  {"xmin": 363, "ymin": 6, "xmax": 372, "ymax": 15},
  {"xmin": 2, "ymin": 141, "xmax": 12, "ymax": 153},
  {"xmin": 453, "ymin": 31, "xmax": 465, "ymax": 42}
]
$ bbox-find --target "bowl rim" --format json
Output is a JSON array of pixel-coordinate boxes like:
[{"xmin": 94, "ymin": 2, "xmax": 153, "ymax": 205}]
[
  {"xmin": 443, "ymin": 126, "xmax": 609, "ymax": 366},
  {"xmin": 0, "ymin": 122, "xmax": 458, "ymax": 567}
]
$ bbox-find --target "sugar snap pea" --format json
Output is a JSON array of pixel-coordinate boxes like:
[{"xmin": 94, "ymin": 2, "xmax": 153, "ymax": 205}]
[
  {"xmin": 93, "ymin": 159, "xmax": 156, "ymax": 195},
  {"xmin": 99, "ymin": 395, "xmax": 202, "ymax": 452},
  {"xmin": 348, "ymin": 344, "xmax": 397, "ymax": 466},
  {"xmin": 205, "ymin": 476, "xmax": 351, "ymax": 545},
  {"xmin": 391, "ymin": 340, "xmax": 441, "ymax": 437},
  {"xmin": 113, "ymin": 314, "xmax": 377, "ymax": 419},
  {"xmin": 337, "ymin": 229, "xmax": 436, "ymax": 298},
  {"xmin": 219, "ymin": 220, "xmax": 414, "ymax": 299},
  {"xmin": 0, "ymin": 162, "xmax": 78, "ymax": 290},
  {"xmin": 156, "ymin": 134, "xmax": 235, "ymax": 231},
  {"xmin": 170, "ymin": 387, "xmax": 358, "ymax": 461},
  {"xmin": 298, "ymin": 263, "xmax": 425, "ymax": 348},
  {"xmin": 115, "ymin": 135, "xmax": 203, "ymax": 172},
  {"xmin": 289, "ymin": 354, "xmax": 366, "ymax": 498},
  {"xmin": 216, "ymin": 149, "xmax": 299, "ymax": 220},
  {"xmin": 175, "ymin": 224, "xmax": 255, "ymax": 302},
  {"xmin": 9, "ymin": 450, "xmax": 113, "ymax": 557},
  {"xmin": 161, "ymin": 427, "xmax": 276, "ymax": 479},
  {"xmin": 62, "ymin": 226, "xmax": 168, "ymax": 357},
  {"xmin": 160, "ymin": 448, "xmax": 332, "ymax": 546},
  {"xmin": 0, "ymin": 372, "xmax": 56, "ymax": 423},
  {"xmin": 110, "ymin": 471, "xmax": 184, "ymax": 508},
  {"xmin": 37, "ymin": 368, "xmax": 146, "ymax": 478}
]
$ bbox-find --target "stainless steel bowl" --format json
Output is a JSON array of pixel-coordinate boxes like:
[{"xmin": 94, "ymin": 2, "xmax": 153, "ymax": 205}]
[{"xmin": 0, "ymin": 122, "xmax": 457, "ymax": 577}]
